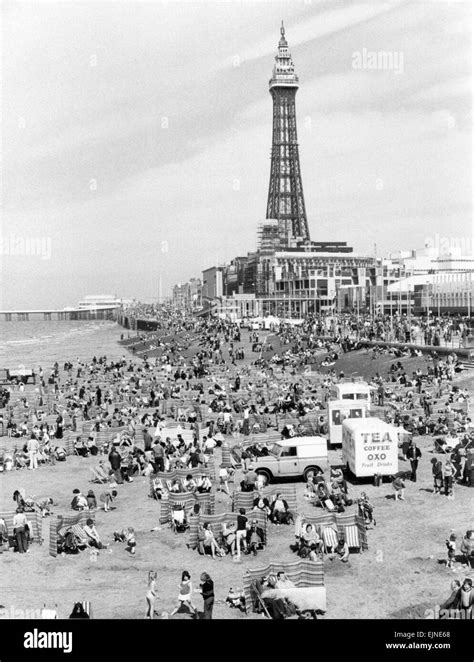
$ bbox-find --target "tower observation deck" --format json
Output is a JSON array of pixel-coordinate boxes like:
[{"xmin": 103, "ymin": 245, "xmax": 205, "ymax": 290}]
[{"xmin": 266, "ymin": 22, "xmax": 310, "ymax": 246}]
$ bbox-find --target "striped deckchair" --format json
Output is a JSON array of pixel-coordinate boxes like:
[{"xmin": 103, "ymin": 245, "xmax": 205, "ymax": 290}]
[
  {"xmin": 321, "ymin": 526, "xmax": 338, "ymax": 552},
  {"xmin": 220, "ymin": 443, "xmax": 238, "ymax": 470},
  {"xmin": 95, "ymin": 430, "xmax": 113, "ymax": 451},
  {"xmin": 188, "ymin": 511, "xmax": 267, "ymax": 550},
  {"xmin": 0, "ymin": 510, "xmax": 43, "ymax": 546},
  {"xmin": 90, "ymin": 465, "xmax": 109, "ymax": 483},
  {"xmin": 62, "ymin": 433, "xmax": 77, "ymax": 456},
  {"xmin": 206, "ymin": 455, "xmax": 216, "ymax": 481},
  {"xmin": 49, "ymin": 512, "xmax": 96, "ymax": 557},
  {"xmin": 232, "ymin": 485, "xmax": 298, "ymax": 514},
  {"xmin": 242, "ymin": 560, "xmax": 325, "ymax": 614},
  {"xmin": 159, "ymin": 492, "xmax": 215, "ymax": 525},
  {"xmin": 80, "ymin": 601, "xmax": 93, "ymax": 618},
  {"xmin": 149, "ymin": 466, "xmax": 211, "ymax": 498},
  {"xmin": 297, "ymin": 512, "xmax": 368, "ymax": 552}
]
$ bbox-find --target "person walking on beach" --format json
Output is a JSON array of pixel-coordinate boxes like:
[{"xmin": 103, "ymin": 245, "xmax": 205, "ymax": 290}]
[
  {"xmin": 198, "ymin": 572, "xmax": 214, "ymax": 620},
  {"xmin": 145, "ymin": 571, "xmax": 158, "ymax": 619},
  {"xmin": 27, "ymin": 436, "xmax": 39, "ymax": 470},
  {"xmin": 431, "ymin": 458, "xmax": 444, "ymax": 494},
  {"xmin": 170, "ymin": 571, "xmax": 197, "ymax": 617},
  {"xmin": 55, "ymin": 412, "xmax": 64, "ymax": 439},
  {"xmin": 108, "ymin": 446, "xmax": 122, "ymax": 483},
  {"xmin": 13, "ymin": 507, "xmax": 29, "ymax": 553},
  {"xmin": 406, "ymin": 440, "xmax": 421, "ymax": 482}
]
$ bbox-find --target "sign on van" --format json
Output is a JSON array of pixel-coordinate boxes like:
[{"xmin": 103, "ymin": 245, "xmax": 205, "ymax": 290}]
[{"xmin": 343, "ymin": 427, "xmax": 398, "ymax": 477}]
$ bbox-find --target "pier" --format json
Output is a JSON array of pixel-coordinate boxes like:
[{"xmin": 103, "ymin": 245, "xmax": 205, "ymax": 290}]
[{"xmin": 0, "ymin": 305, "xmax": 120, "ymax": 322}]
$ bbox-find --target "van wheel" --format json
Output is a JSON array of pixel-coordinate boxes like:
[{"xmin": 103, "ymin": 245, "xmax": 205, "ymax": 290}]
[
  {"xmin": 256, "ymin": 469, "xmax": 272, "ymax": 484},
  {"xmin": 303, "ymin": 466, "xmax": 320, "ymax": 482},
  {"xmin": 300, "ymin": 609, "xmax": 317, "ymax": 619}
]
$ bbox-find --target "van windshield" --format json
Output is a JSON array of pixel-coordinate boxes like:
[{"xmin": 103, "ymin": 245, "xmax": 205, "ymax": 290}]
[{"xmin": 269, "ymin": 443, "xmax": 282, "ymax": 458}]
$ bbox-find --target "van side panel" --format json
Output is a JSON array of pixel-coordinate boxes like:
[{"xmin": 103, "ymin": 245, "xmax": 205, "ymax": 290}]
[{"xmin": 342, "ymin": 428, "xmax": 356, "ymax": 474}]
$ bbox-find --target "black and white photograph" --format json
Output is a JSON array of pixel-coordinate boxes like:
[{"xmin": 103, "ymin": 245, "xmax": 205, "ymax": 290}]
[{"xmin": 1, "ymin": 0, "xmax": 472, "ymax": 658}]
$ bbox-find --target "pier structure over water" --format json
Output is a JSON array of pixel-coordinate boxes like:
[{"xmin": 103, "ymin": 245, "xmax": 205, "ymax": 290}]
[{"xmin": 0, "ymin": 305, "xmax": 120, "ymax": 322}]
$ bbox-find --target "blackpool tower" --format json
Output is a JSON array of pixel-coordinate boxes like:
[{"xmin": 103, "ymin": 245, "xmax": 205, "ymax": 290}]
[{"xmin": 266, "ymin": 22, "xmax": 310, "ymax": 245}]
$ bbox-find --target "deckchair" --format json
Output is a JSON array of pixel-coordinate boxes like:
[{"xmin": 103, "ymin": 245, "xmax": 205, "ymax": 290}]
[
  {"xmin": 249, "ymin": 579, "xmax": 271, "ymax": 618},
  {"xmin": 344, "ymin": 524, "xmax": 361, "ymax": 550},
  {"xmin": 322, "ymin": 526, "xmax": 338, "ymax": 552},
  {"xmin": 90, "ymin": 467, "xmax": 109, "ymax": 483}
]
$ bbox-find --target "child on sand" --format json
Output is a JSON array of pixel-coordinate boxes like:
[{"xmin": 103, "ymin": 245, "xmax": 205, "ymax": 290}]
[
  {"xmin": 446, "ymin": 532, "xmax": 457, "ymax": 570},
  {"xmin": 125, "ymin": 527, "xmax": 136, "ymax": 555},
  {"xmin": 99, "ymin": 489, "xmax": 118, "ymax": 512}
]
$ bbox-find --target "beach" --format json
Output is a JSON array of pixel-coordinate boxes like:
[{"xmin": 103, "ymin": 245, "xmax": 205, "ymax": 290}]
[{"xmin": 1, "ymin": 321, "xmax": 472, "ymax": 620}]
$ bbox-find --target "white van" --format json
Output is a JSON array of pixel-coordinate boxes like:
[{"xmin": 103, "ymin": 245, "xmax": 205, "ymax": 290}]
[
  {"xmin": 252, "ymin": 437, "xmax": 328, "ymax": 483},
  {"xmin": 327, "ymin": 399, "xmax": 369, "ymax": 447},
  {"xmin": 342, "ymin": 418, "xmax": 399, "ymax": 478},
  {"xmin": 330, "ymin": 382, "xmax": 373, "ymax": 410}
]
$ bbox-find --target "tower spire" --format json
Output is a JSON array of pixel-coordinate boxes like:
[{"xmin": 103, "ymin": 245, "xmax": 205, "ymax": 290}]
[{"xmin": 266, "ymin": 24, "xmax": 310, "ymax": 245}]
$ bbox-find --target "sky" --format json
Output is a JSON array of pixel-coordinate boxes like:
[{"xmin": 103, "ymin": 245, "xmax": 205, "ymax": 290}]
[{"xmin": 1, "ymin": 0, "xmax": 472, "ymax": 308}]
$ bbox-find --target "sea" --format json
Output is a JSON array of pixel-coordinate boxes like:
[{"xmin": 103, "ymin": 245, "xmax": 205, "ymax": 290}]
[{"xmin": 0, "ymin": 320, "xmax": 130, "ymax": 369}]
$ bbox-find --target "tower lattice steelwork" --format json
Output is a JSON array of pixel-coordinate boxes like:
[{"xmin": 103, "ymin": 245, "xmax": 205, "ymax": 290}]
[{"xmin": 266, "ymin": 22, "xmax": 310, "ymax": 245}]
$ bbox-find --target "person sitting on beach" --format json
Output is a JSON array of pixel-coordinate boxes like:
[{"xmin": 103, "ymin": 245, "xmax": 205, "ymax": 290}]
[
  {"xmin": 330, "ymin": 466, "xmax": 346, "ymax": 491},
  {"xmin": 83, "ymin": 518, "xmax": 107, "ymax": 549},
  {"xmin": 125, "ymin": 527, "xmax": 136, "ymax": 555},
  {"xmin": 71, "ymin": 489, "xmax": 88, "ymax": 511},
  {"xmin": 270, "ymin": 493, "xmax": 294, "ymax": 525},
  {"xmin": 170, "ymin": 505, "xmax": 188, "ymax": 533},
  {"xmin": 54, "ymin": 446, "xmax": 67, "ymax": 462},
  {"xmin": 247, "ymin": 520, "xmax": 265, "ymax": 555},
  {"xmin": 169, "ymin": 479, "xmax": 182, "ymax": 493},
  {"xmin": 253, "ymin": 496, "xmax": 271, "ymax": 518},
  {"xmin": 74, "ymin": 437, "xmax": 89, "ymax": 457},
  {"xmin": 275, "ymin": 571, "xmax": 295, "ymax": 589},
  {"xmin": 195, "ymin": 475, "xmax": 212, "ymax": 494},
  {"xmin": 201, "ymin": 523, "xmax": 222, "ymax": 559},
  {"xmin": 182, "ymin": 474, "xmax": 197, "ymax": 493},
  {"xmin": 301, "ymin": 523, "xmax": 323, "ymax": 554},
  {"xmin": 304, "ymin": 477, "xmax": 317, "ymax": 500},
  {"xmin": 330, "ymin": 536, "xmax": 350, "ymax": 563},
  {"xmin": 225, "ymin": 587, "xmax": 245, "ymax": 612},
  {"xmin": 222, "ymin": 522, "xmax": 237, "ymax": 555}
]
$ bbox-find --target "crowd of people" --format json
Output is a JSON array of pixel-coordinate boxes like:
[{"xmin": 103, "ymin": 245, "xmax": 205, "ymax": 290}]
[{"xmin": 1, "ymin": 307, "xmax": 472, "ymax": 619}]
